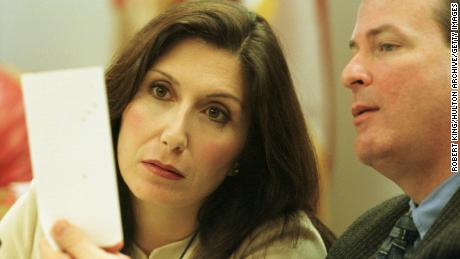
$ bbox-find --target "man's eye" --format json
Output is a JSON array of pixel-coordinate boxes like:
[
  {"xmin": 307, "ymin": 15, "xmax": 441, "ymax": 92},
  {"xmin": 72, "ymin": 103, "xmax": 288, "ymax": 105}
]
[
  {"xmin": 206, "ymin": 106, "xmax": 230, "ymax": 124},
  {"xmin": 379, "ymin": 43, "xmax": 399, "ymax": 52},
  {"xmin": 151, "ymin": 84, "xmax": 171, "ymax": 99}
]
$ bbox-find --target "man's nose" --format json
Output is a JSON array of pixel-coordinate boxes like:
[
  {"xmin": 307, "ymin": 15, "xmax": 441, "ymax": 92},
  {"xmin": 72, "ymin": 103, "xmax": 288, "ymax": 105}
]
[{"xmin": 341, "ymin": 54, "xmax": 372, "ymax": 91}]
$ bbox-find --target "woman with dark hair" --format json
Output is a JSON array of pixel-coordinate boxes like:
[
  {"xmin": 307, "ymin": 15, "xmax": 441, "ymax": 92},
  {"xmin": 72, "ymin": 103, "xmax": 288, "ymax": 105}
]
[{"xmin": 0, "ymin": 1, "xmax": 334, "ymax": 258}]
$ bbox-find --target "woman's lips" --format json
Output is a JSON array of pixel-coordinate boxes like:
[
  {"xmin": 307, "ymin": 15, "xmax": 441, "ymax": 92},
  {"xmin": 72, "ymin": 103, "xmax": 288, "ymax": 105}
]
[{"xmin": 141, "ymin": 160, "xmax": 184, "ymax": 180}]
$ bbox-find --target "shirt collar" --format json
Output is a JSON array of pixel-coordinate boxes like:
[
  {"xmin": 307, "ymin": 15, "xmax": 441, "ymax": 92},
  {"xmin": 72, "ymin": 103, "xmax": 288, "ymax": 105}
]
[
  {"xmin": 409, "ymin": 173, "xmax": 460, "ymax": 239},
  {"xmin": 130, "ymin": 233, "xmax": 197, "ymax": 259}
]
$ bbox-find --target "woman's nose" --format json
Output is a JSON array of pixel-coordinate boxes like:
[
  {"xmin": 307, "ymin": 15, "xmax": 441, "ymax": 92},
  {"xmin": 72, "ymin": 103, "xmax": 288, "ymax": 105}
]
[{"xmin": 159, "ymin": 111, "xmax": 189, "ymax": 153}]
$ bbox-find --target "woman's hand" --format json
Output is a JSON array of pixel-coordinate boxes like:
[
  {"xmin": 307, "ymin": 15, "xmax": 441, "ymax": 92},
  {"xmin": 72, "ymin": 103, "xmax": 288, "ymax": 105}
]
[{"xmin": 40, "ymin": 220, "xmax": 130, "ymax": 259}]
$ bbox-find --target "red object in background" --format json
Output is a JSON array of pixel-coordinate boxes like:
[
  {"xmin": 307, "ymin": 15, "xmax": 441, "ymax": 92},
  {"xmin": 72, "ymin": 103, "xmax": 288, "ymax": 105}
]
[{"xmin": 0, "ymin": 69, "xmax": 32, "ymax": 187}]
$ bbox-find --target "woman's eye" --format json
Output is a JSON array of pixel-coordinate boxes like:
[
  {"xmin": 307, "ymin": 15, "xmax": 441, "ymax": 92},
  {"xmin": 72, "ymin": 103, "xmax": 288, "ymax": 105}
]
[
  {"xmin": 151, "ymin": 83, "xmax": 171, "ymax": 100},
  {"xmin": 206, "ymin": 106, "xmax": 230, "ymax": 124}
]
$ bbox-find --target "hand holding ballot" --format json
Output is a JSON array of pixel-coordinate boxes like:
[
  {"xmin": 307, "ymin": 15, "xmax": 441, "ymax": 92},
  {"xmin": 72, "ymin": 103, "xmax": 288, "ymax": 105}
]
[
  {"xmin": 40, "ymin": 220, "xmax": 129, "ymax": 259},
  {"xmin": 0, "ymin": 67, "xmax": 123, "ymax": 258},
  {"xmin": 21, "ymin": 67, "xmax": 123, "ymax": 250}
]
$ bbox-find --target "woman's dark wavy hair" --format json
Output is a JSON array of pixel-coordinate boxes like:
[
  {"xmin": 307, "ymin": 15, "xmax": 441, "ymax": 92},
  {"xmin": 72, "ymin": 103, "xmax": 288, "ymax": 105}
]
[{"xmin": 106, "ymin": 0, "xmax": 335, "ymax": 257}]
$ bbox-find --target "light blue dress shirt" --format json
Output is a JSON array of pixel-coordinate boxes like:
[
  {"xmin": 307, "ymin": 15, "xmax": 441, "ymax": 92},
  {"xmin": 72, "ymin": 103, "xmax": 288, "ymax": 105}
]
[{"xmin": 409, "ymin": 173, "xmax": 460, "ymax": 247}]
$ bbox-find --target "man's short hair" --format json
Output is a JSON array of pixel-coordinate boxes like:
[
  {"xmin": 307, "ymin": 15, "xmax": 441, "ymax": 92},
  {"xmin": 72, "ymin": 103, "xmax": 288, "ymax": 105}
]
[{"xmin": 434, "ymin": 0, "xmax": 459, "ymax": 45}]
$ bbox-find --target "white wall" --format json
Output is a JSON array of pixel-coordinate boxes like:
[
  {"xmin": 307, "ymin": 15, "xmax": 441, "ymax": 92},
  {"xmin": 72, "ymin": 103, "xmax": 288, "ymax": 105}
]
[{"xmin": 0, "ymin": 0, "xmax": 114, "ymax": 72}]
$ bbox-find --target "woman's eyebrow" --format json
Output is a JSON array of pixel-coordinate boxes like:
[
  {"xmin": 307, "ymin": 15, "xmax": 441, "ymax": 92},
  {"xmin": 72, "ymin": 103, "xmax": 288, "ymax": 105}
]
[
  {"xmin": 206, "ymin": 93, "xmax": 243, "ymax": 107},
  {"xmin": 151, "ymin": 69, "xmax": 244, "ymax": 108},
  {"xmin": 151, "ymin": 69, "xmax": 180, "ymax": 86}
]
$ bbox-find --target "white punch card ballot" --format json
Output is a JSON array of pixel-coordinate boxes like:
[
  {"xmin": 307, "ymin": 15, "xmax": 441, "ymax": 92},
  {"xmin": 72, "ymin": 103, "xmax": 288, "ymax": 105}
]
[{"xmin": 21, "ymin": 67, "xmax": 123, "ymax": 249}]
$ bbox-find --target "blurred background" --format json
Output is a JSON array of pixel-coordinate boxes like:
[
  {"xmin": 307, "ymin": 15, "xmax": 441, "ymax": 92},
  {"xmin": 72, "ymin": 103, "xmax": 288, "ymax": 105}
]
[{"xmin": 0, "ymin": 0, "xmax": 401, "ymax": 235}]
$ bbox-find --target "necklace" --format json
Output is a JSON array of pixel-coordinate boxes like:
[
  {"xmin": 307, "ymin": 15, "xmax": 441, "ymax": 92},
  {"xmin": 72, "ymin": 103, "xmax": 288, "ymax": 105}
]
[{"xmin": 179, "ymin": 231, "xmax": 198, "ymax": 259}]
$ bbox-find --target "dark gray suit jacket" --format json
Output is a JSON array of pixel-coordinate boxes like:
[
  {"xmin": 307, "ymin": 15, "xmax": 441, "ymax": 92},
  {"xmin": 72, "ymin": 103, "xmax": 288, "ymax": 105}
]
[{"xmin": 327, "ymin": 187, "xmax": 460, "ymax": 259}]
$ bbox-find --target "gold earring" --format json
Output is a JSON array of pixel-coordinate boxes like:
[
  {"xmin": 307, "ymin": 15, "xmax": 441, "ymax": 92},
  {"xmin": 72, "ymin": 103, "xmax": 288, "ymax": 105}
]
[{"xmin": 228, "ymin": 162, "xmax": 240, "ymax": 176}]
